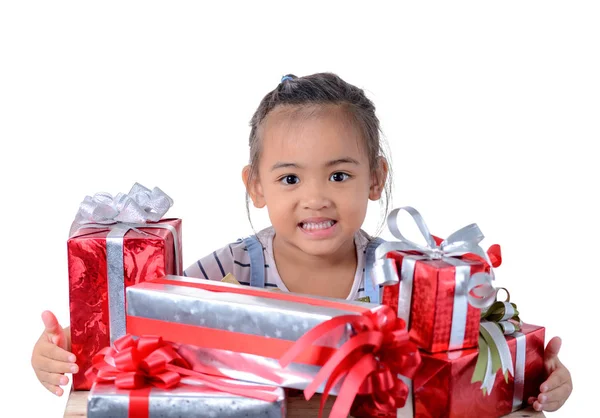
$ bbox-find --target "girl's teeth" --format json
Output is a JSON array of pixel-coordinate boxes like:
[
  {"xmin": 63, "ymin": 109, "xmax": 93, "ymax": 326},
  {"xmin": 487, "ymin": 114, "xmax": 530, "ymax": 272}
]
[{"xmin": 302, "ymin": 221, "xmax": 334, "ymax": 230}]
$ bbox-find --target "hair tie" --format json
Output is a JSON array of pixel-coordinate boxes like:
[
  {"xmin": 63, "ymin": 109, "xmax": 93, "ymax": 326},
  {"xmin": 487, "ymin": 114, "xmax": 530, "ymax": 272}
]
[{"xmin": 280, "ymin": 75, "xmax": 294, "ymax": 83}]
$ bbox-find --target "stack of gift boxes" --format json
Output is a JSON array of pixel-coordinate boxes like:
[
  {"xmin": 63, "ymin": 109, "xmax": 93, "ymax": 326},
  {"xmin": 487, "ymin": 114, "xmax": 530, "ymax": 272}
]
[
  {"xmin": 67, "ymin": 185, "xmax": 545, "ymax": 418},
  {"xmin": 376, "ymin": 207, "xmax": 546, "ymax": 418}
]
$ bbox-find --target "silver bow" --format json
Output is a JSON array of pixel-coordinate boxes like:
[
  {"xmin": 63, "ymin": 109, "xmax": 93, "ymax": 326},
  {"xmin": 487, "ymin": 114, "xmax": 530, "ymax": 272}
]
[
  {"xmin": 373, "ymin": 207, "xmax": 497, "ymax": 306},
  {"xmin": 375, "ymin": 207, "xmax": 493, "ymax": 266},
  {"xmin": 70, "ymin": 183, "xmax": 173, "ymax": 234}
]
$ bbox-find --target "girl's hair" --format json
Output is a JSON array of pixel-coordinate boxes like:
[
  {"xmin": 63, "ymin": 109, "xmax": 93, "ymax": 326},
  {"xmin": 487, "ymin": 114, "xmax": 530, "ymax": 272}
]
[{"xmin": 245, "ymin": 72, "xmax": 393, "ymax": 235}]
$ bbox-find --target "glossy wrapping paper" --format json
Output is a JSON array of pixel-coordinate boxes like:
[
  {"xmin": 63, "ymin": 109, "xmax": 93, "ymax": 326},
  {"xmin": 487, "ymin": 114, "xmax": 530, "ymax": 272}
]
[
  {"xmin": 87, "ymin": 382, "xmax": 286, "ymax": 418},
  {"xmin": 68, "ymin": 218, "xmax": 182, "ymax": 390},
  {"xmin": 381, "ymin": 250, "xmax": 487, "ymax": 353},
  {"xmin": 125, "ymin": 275, "xmax": 377, "ymax": 394},
  {"xmin": 401, "ymin": 323, "xmax": 545, "ymax": 418}
]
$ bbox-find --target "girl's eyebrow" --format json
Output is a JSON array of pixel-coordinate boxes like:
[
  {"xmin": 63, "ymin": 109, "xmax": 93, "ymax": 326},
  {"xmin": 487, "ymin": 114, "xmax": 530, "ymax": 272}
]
[
  {"xmin": 325, "ymin": 157, "xmax": 360, "ymax": 167},
  {"xmin": 271, "ymin": 162, "xmax": 300, "ymax": 171},
  {"xmin": 271, "ymin": 157, "xmax": 360, "ymax": 172}
]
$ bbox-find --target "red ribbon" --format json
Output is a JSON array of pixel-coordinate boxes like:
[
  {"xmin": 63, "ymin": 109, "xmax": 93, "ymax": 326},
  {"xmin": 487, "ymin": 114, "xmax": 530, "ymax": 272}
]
[
  {"xmin": 86, "ymin": 334, "xmax": 280, "ymax": 418},
  {"xmin": 486, "ymin": 244, "xmax": 502, "ymax": 268},
  {"xmin": 279, "ymin": 305, "xmax": 421, "ymax": 418}
]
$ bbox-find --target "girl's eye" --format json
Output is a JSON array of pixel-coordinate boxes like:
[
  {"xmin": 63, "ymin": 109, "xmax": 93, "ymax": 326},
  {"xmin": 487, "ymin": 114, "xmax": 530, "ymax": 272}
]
[
  {"xmin": 280, "ymin": 175, "xmax": 299, "ymax": 185},
  {"xmin": 329, "ymin": 172, "xmax": 350, "ymax": 182}
]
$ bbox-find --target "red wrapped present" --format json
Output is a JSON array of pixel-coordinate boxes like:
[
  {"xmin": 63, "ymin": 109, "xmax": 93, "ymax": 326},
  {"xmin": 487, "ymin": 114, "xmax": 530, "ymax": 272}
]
[
  {"xmin": 67, "ymin": 183, "xmax": 182, "ymax": 390},
  {"xmin": 374, "ymin": 207, "xmax": 499, "ymax": 353},
  {"xmin": 398, "ymin": 322, "xmax": 545, "ymax": 418}
]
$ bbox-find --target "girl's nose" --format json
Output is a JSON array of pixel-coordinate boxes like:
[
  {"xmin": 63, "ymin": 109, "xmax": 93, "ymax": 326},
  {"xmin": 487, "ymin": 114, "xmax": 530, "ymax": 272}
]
[{"xmin": 301, "ymin": 181, "xmax": 332, "ymax": 210}]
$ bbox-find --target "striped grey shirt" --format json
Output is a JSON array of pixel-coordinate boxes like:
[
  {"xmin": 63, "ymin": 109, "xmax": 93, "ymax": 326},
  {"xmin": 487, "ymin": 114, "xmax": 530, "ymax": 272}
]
[{"xmin": 184, "ymin": 227, "xmax": 374, "ymax": 301}]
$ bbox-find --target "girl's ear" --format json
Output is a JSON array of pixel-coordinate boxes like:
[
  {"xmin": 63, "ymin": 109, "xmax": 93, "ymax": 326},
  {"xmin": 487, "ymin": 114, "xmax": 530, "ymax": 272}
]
[
  {"xmin": 369, "ymin": 156, "xmax": 389, "ymax": 201},
  {"xmin": 242, "ymin": 165, "xmax": 266, "ymax": 208}
]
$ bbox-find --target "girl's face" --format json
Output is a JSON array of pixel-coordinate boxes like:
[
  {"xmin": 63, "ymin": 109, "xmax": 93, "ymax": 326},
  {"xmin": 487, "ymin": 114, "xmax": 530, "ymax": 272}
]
[{"xmin": 244, "ymin": 104, "xmax": 386, "ymax": 258}]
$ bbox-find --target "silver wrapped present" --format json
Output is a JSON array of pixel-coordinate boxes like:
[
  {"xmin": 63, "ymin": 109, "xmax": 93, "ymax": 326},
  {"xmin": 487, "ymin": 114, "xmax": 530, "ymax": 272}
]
[
  {"xmin": 125, "ymin": 275, "xmax": 377, "ymax": 393},
  {"xmin": 87, "ymin": 381, "xmax": 286, "ymax": 417}
]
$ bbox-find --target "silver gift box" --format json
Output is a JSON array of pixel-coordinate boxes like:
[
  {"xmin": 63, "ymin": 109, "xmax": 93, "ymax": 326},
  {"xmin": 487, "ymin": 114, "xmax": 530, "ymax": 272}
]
[
  {"xmin": 126, "ymin": 275, "xmax": 377, "ymax": 393},
  {"xmin": 87, "ymin": 382, "xmax": 286, "ymax": 418}
]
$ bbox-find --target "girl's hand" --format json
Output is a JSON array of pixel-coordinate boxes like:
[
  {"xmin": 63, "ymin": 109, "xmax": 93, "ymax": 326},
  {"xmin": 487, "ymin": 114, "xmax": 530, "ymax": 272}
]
[
  {"xmin": 528, "ymin": 336, "xmax": 573, "ymax": 412},
  {"xmin": 31, "ymin": 311, "xmax": 77, "ymax": 396}
]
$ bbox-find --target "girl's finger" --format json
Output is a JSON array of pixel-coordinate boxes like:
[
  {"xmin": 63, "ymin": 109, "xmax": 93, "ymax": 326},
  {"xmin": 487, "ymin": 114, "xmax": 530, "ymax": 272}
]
[
  {"xmin": 37, "ymin": 369, "xmax": 69, "ymax": 387},
  {"xmin": 42, "ymin": 311, "xmax": 62, "ymax": 337},
  {"xmin": 41, "ymin": 381, "xmax": 63, "ymax": 397},
  {"xmin": 527, "ymin": 396, "xmax": 536, "ymax": 404},
  {"xmin": 42, "ymin": 341, "xmax": 76, "ymax": 363},
  {"xmin": 540, "ymin": 367, "xmax": 570, "ymax": 392},
  {"xmin": 538, "ymin": 399, "xmax": 562, "ymax": 412},
  {"xmin": 37, "ymin": 355, "xmax": 78, "ymax": 375},
  {"xmin": 539, "ymin": 383, "xmax": 571, "ymax": 407}
]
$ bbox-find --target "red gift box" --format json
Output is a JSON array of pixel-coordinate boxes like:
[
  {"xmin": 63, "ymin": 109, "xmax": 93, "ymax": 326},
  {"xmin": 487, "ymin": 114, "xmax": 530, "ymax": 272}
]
[
  {"xmin": 373, "ymin": 207, "xmax": 499, "ymax": 354},
  {"xmin": 381, "ymin": 251, "xmax": 488, "ymax": 353},
  {"xmin": 68, "ymin": 218, "xmax": 182, "ymax": 390},
  {"xmin": 402, "ymin": 323, "xmax": 545, "ymax": 418}
]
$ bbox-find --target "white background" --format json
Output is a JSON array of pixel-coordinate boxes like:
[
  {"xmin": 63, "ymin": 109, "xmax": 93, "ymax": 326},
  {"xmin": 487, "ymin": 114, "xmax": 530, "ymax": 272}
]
[{"xmin": 1, "ymin": 1, "xmax": 597, "ymax": 416}]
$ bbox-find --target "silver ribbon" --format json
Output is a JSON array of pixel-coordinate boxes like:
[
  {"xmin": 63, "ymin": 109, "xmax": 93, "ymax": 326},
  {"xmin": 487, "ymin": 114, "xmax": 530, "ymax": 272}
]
[
  {"xmin": 512, "ymin": 332, "xmax": 526, "ymax": 411},
  {"xmin": 374, "ymin": 207, "xmax": 497, "ymax": 349},
  {"xmin": 443, "ymin": 257, "xmax": 475, "ymax": 350},
  {"xmin": 396, "ymin": 374, "xmax": 413, "ymax": 418},
  {"xmin": 70, "ymin": 183, "xmax": 179, "ymax": 343},
  {"xmin": 478, "ymin": 322, "xmax": 526, "ymax": 410},
  {"xmin": 397, "ymin": 255, "xmax": 427, "ymax": 328},
  {"xmin": 106, "ymin": 226, "xmax": 127, "ymax": 343},
  {"xmin": 480, "ymin": 321, "xmax": 515, "ymax": 394}
]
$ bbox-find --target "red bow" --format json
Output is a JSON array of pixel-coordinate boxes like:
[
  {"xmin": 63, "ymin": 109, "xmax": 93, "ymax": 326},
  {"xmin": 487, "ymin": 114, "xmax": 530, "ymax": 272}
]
[
  {"xmin": 85, "ymin": 334, "xmax": 189, "ymax": 390},
  {"xmin": 86, "ymin": 335, "xmax": 280, "ymax": 418},
  {"xmin": 279, "ymin": 305, "xmax": 421, "ymax": 418}
]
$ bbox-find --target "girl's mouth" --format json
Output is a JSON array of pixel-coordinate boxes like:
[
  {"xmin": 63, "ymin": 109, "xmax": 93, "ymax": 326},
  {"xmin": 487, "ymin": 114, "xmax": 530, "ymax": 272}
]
[
  {"xmin": 299, "ymin": 220, "xmax": 337, "ymax": 230},
  {"xmin": 298, "ymin": 219, "xmax": 338, "ymax": 238}
]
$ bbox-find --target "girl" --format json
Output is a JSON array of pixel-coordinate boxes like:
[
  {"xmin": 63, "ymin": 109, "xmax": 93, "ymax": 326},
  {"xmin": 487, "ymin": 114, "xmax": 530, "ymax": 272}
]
[{"xmin": 31, "ymin": 73, "xmax": 572, "ymax": 413}]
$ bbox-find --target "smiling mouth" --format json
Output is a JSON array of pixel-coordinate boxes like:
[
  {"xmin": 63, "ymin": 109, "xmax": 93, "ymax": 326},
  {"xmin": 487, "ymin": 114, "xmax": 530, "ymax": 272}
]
[{"xmin": 298, "ymin": 220, "xmax": 337, "ymax": 231}]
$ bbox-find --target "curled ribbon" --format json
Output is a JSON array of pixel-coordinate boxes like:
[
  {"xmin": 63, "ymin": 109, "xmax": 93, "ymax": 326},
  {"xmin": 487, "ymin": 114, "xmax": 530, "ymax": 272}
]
[
  {"xmin": 86, "ymin": 335, "xmax": 280, "ymax": 418},
  {"xmin": 279, "ymin": 305, "xmax": 421, "ymax": 418},
  {"xmin": 481, "ymin": 288, "xmax": 521, "ymax": 326},
  {"xmin": 472, "ymin": 288, "xmax": 524, "ymax": 398}
]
